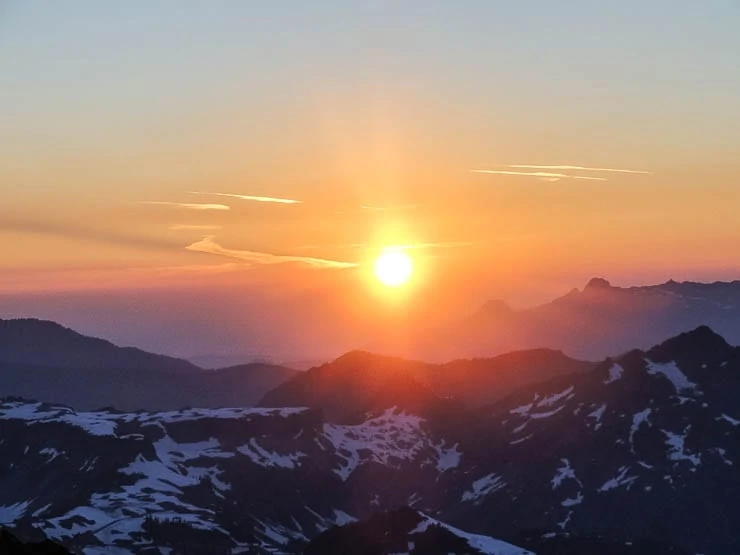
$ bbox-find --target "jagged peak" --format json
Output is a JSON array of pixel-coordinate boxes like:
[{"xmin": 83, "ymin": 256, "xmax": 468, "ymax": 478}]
[{"xmin": 647, "ymin": 326, "xmax": 733, "ymax": 362}]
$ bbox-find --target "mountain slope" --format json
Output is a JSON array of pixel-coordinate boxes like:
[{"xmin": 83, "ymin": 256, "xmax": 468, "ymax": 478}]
[
  {"xmin": 0, "ymin": 360, "xmax": 297, "ymax": 411},
  {"xmin": 304, "ymin": 507, "xmax": 532, "ymax": 555},
  {"xmin": 260, "ymin": 349, "xmax": 591, "ymax": 420},
  {"xmin": 444, "ymin": 326, "xmax": 740, "ymax": 554},
  {"xmin": 0, "ymin": 318, "xmax": 297, "ymax": 411},
  {"xmin": 0, "ymin": 318, "xmax": 199, "ymax": 373},
  {"xmin": 0, "ymin": 530, "xmax": 71, "ymax": 555},
  {"xmin": 0, "ymin": 328, "xmax": 738, "ymax": 554}
]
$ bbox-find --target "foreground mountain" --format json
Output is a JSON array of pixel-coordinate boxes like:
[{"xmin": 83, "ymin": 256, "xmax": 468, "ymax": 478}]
[
  {"xmin": 413, "ymin": 278, "xmax": 740, "ymax": 360},
  {"xmin": 0, "ymin": 318, "xmax": 297, "ymax": 411},
  {"xmin": 0, "ymin": 529, "xmax": 71, "ymax": 555},
  {"xmin": 0, "ymin": 327, "xmax": 738, "ymax": 554},
  {"xmin": 260, "ymin": 349, "xmax": 591, "ymax": 420},
  {"xmin": 305, "ymin": 508, "xmax": 689, "ymax": 555},
  {"xmin": 304, "ymin": 507, "xmax": 531, "ymax": 555}
]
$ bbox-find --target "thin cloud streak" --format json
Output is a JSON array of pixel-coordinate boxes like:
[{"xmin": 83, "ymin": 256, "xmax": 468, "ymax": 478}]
[
  {"xmin": 470, "ymin": 170, "xmax": 606, "ymax": 181},
  {"xmin": 186, "ymin": 236, "xmax": 358, "ymax": 269},
  {"xmin": 192, "ymin": 192, "xmax": 302, "ymax": 204},
  {"xmin": 508, "ymin": 164, "xmax": 651, "ymax": 175},
  {"xmin": 0, "ymin": 216, "xmax": 179, "ymax": 251},
  {"xmin": 139, "ymin": 201, "xmax": 230, "ymax": 211}
]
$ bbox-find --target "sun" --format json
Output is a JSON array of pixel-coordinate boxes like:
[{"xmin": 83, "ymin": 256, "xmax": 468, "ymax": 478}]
[{"xmin": 373, "ymin": 248, "xmax": 413, "ymax": 287}]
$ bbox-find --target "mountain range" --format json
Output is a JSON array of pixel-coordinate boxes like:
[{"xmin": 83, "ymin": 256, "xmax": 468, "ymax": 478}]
[
  {"xmin": 403, "ymin": 278, "xmax": 740, "ymax": 361},
  {"xmin": 0, "ymin": 319, "xmax": 297, "ymax": 411},
  {"xmin": 1, "ymin": 326, "xmax": 738, "ymax": 554}
]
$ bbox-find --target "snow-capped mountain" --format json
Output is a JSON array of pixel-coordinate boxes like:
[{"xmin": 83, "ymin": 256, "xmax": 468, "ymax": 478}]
[{"xmin": 0, "ymin": 327, "xmax": 738, "ymax": 554}]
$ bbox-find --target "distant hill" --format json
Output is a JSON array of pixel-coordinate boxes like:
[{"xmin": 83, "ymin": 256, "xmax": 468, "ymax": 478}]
[
  {"xmin": 0, "ymin": 318, "xmax": 199, "ymax": 373},
  {"xmin": 412, "ymin": 278, "xmax": 740, "ymax": 360},
  {"xmin": 259, "ymin": 349, "xmax": 591, "ymax": 421},
  {"xmin": 0, "ymin": 318, "xmax": 297, "ymax": 411}
]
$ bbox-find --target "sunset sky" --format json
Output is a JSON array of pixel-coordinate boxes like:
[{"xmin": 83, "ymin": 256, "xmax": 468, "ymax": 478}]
[{"xmin": 1, "ymin": 2, "xmax": 739, "ymax": 360}]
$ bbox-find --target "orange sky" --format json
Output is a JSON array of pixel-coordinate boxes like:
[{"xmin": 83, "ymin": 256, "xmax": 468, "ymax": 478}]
[{"xmin": 1, "ymin": 3, "xmax": 740, "ymax": 359}]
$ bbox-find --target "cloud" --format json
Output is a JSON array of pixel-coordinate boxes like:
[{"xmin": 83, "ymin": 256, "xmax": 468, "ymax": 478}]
[
  {"xmin": 186, "ymin": 236, "xmax": 358, "ymax": 269},
  {"xmin": 0, "ymin": 216, "xmax": 178, "ymax": 251},
  {"xmin": 470, "ymin": 169, "xmax": 606, "ymax": 181},
  {"xmin": 139, "ymin": 201, "xmax": 230, "ymax": 211},
  {"xmin": 191, "ymin": 192, "xmax": 302, "ymax": 205},
  {"xmin": 169, "ymin": 224, "xmax": 223, "ymax": 231},
  {"xmin": 508, "ymin": 164, "xmax": 651, "ymax": 175}
]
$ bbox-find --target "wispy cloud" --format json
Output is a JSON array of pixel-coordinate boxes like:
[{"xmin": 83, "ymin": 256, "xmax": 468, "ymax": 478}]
[
  {"xmin": 186, "ymin": 236, "xmax": 358, "ymax": 269},
  {"xmin": 1, "ymin": 216, "xmax": 178, "ymax": 251},
  {"xmin": 191, "ymin": 192, "xmax": 302, "ymax": 205},
  {"xmin": 508, "ymin": 164, "xmax": 651, "ymax": 175},
  {"xmin": 139, "ymin": 201, "xmax": 230, "ymax": 211},
  {"xmin": 470, "ymin": 170, "xmax": 606, "ymax": 181},
  {"xmin": 169, "ymin": 224, "xmax": 223, "ymax": 231}
]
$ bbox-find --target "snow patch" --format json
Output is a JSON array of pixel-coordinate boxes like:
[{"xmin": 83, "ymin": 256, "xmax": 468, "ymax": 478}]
[
  {"xmin": 598, "ymin": 466, "xmax": 637, "ymax": 492},
  {"xmin": 663, "ymin": 428, "xmax": 701, "ymax": 467},
  {"xmin": 604, "ymin": 363, "xmax": 624, "ymax": 384},
  {"xmin": 410, "ymin": 513, "xmax": 532, "ymax": 554},
  {"xmin": 536, "ymin": 387, "xmax": 575, "ymax": 408},
  {"xmin": 587, "ymin": 404, "xmax": 607, "ymax": 430},
  {"xmin": 646, "ymin": 360, "xmax": 697, "ymax": 392},
  {"xmin": 509, "ymin": 402, "xmax": 533, "ymax": 416},
  {"xmin": 510, "ymin": 433, "xmax": 533, "ymax": 445},
  {"xmin": 629, "ymin": 408, "xmax": 652, "ymax": 453},
  {"xmin": 561, "ymin": 492, "xmax": 584, "ymax": 507},
  {"xmin": 322, "ymin": 408, "xmax": 427, "ymax": 481},
  {"xmin": 432, "ymin": 441, "xmax": 461, "ymax": 472},
  {"xmin": 0, "ymin": 501, "xmax": 29, "ymax": 524},
  {"xmin": 237, "ymin": 439, "xmax": 305, "ymax": 469},
  {"xmin": 551, "ymin": 458, "xmax": 582, "ymax": 490},
  {"xmin": 462, "ymin": 473, "xmax": 505, "ymax": 503},
  {"xmin": 718, "ymin": 413, "xmax": 740, "ymax": 426}
]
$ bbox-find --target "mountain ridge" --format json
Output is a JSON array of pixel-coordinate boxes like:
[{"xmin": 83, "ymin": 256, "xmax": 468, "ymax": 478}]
[
  {"xmin": 409, "ymin": 277, "xmax": 740, "ymax": 361},
  {"xmin": 259, "ymin": 347, "xmax": 592, "ymax": 421},
  {"xmin": 0, "ymin": 327, "xmax": 738, "ymax": 553}
]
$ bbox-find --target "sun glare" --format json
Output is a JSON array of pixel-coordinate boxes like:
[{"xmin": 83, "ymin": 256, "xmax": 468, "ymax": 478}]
[{"xmin": 373, "ymin": 248, "xmax": 413, "ymax": 287}]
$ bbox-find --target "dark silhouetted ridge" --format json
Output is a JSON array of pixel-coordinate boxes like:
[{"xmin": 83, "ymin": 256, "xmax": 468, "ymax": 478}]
[
  {"xmin": 647, "ymin": 325, "xmax": 733, "ymax": 364},
  {"xmin": 0, "ymin": 318, "xmax": 199, "ymax": 373},
  {"xmin": 0, "ymin": 529, "xmax": 71, "ymax": 555},
  {"xmin": 585, "ymin": 277, "xmax": 613, "ymax": 290}
]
